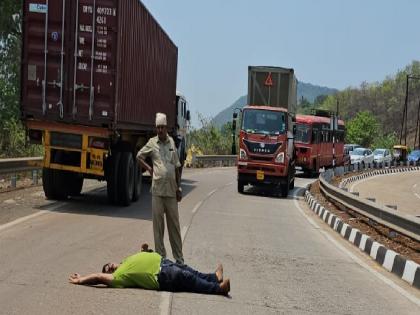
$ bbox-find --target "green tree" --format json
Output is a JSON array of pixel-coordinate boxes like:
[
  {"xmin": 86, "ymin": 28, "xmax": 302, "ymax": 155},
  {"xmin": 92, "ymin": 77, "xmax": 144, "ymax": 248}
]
[
  {"xmin": 0, "ymin": 0, "xmax": 41, "ymax": 157},
  {"xmin": 188, "ymin": 114, "xmax": 232, "ymax": 155},
  {"xmin": 345, "ymin": 111, "xmax": 379, "ymax": 147},
  {"xmin": 372, "ymin": 132, "xmax": 398, "ymax": 150}
]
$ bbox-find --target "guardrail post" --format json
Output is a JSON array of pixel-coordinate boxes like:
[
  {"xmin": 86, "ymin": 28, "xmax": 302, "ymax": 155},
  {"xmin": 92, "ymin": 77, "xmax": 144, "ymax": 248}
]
[
  {"xmin": 11, "ymin": 174, "xmax": 17, "ymax": 188},
  {"xmin": 32, "ymin": 170, "xmax": 38, "ymax": 185}
]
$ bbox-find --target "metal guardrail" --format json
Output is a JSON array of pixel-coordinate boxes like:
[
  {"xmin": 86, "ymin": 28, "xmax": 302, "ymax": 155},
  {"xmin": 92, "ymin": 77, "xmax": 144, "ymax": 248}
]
[
  {"xmin": 192, "ymin": 155, "xmax": 237, "ymax": 168},
  {"xmin": 0, "ymin": 157, "xmax": 43, "ymax": 175},
  {"xmin": 0, "ymin": 157, "xmax": 43, "ymax": 188},
  {"xmin": 319, "ymin": 168, "xmax": 420, "ymax": 242}
]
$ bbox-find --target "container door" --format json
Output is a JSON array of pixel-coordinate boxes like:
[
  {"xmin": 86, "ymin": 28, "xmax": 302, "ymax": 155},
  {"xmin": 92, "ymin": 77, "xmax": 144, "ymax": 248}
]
[
  {"xmin": 68, "ymin": 0, "xmax": 117, "ymax": 125},
  {"xmin": 22, "ymin": 0, "xmax": 69, "ymax": 120}
]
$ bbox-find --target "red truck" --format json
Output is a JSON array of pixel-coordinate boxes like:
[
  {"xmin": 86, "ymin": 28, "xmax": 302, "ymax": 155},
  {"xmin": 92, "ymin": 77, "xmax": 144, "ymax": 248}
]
[
  {"xmin": 20, "ymin": 0, "xmax": 189, "ymax": 206},
  {"xmin": 235, "ymin": 66, "xmax": 297, "ymax": 197}
]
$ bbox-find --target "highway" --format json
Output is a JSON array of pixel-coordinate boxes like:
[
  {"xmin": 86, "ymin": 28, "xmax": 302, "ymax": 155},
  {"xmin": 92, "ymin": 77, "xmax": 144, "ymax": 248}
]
[
  {"xmin": 349, "ymin": 171, "xmax": 420, "ymax": 217},
  {"xmin": 0, "ymin": 167, "xmax": 419, "ymax": 314}
]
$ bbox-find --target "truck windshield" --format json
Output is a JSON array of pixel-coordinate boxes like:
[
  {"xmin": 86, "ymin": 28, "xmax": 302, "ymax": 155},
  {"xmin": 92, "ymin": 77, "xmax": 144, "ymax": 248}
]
[
  {"xmin": 295, "ymin": 123, "xmax": 311, "ymax": 143},
  {"xmin": 241, "ymin": 109, "xmax": 286, "ymax": 135}
]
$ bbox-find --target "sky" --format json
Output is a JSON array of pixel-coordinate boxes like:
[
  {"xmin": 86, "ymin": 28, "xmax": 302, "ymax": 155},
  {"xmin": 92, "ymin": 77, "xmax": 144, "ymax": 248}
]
[{"xmin": 141, "ymin": 0, "xmax": 420, "ymax": 121}]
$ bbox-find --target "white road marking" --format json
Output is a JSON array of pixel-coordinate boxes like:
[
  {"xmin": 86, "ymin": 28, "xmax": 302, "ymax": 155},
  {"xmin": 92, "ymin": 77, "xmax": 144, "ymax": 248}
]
[
  {"xmin": 0, "ymin": 202, "xmax": 64, "ymax": 233},
  {"xmin": 191, "ymin": 201, "xmax": 203, "ymax": 214},
  {"xmin": 207, "ymin": 189, "xmax": 217, "ymax": 197},
  {"xmin": 159, "ymin": 292, "xmax": 171, "ymax": 315},
  {"xmin": 181, "ymin": 225, "xmax": 188, "ymax": 242},
  {"xmin": 0, "ymin": 211, "xmax": 47, "ymax": 233},
  {"xmin": 293, "ymin": 188, "xmax": 420, "ymax": 306},
  {"xmin": 160, "ymin": 182, "xmax": 234, "ymax": 315}
]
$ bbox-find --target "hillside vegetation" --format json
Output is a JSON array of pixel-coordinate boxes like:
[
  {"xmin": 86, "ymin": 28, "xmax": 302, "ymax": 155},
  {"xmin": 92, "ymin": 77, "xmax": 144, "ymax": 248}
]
[{"xmin": 318, "ymin": 61, "xmax": 420, "ymax": 148}]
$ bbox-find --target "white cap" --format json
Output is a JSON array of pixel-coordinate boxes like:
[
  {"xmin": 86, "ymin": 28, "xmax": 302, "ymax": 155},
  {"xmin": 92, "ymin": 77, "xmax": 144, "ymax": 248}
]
[{"xmin": 156, "ymin": 112, "xmax": 167, "ymax": 126}]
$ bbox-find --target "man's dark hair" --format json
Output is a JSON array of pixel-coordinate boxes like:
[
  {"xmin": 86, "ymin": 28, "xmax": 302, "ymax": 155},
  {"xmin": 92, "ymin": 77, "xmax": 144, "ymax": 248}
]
[{"xmin": 102, "ymin": 263, "xmax": 110, "ymax": 273}]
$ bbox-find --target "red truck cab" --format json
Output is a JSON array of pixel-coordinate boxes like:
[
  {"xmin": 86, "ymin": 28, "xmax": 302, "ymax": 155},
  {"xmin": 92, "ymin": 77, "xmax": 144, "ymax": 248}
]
[{"xmin": 237, "ymin": 105, "xmax": 295, "ymax": 197}]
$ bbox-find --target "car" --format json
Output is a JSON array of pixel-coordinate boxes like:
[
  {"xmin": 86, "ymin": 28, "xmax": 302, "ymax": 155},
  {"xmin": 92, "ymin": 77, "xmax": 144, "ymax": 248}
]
[
  {"xmin": 373, "ymin": 148, "xmax": 393, "ymax": 164},
  {"xmin": 407, "ymin": 150, "xmax": 420, "ymax": 163},
  {"xmin": 344, "ymin": 144, "xmax": 361, "ymax": 154},
  {"xmin": 350, "ymin": 147, "xmax": 374, "ymax": 166}
]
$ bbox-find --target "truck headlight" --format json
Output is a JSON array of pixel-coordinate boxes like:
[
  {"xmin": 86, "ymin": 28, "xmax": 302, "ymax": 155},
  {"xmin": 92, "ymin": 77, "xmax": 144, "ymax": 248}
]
[
  {"xmin": 275, "ymin": 152, "xmax": 284, "ymax": 163},
  {"xmin": 239, "ymin": 149, "xmax": 248, "ymax": 160}
]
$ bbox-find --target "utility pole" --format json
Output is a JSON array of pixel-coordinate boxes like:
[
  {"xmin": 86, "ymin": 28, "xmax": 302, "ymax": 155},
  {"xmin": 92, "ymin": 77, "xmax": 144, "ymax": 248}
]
[
  {"xmin": 400, "ymin": 74, "xmax": 420, "ymax": 146},
  {"xmin": 416, "ymin": 99, "xmax": 420, "ymax": 149}
]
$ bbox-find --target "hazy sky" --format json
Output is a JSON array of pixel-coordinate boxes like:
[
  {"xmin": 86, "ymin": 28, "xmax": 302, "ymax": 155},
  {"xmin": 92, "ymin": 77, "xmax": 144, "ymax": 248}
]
[{"xmin": 141, "ymin": 0, "xmax": 420, "ymax": 120}]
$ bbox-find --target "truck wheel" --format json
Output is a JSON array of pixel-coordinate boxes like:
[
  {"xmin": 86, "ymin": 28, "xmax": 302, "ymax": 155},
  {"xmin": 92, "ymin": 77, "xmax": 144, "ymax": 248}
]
[
  {"xmin": 42, "ymin": 168, "xmax": 55, "ymax": 199},
  {"xmin": 237, "ymin": 180, "xmax": 245, "ymax": 193},
  {"xmin": 106, "ymin": 152, "xmax": 121, "ymax": 204},
  {"xmin": 132, "ymin": 157, "xmax": 142, "ymax": 202},
  {"xmin": 68, "ymin": 173, "xmax": 84, "ymax": 196},
  {"xmin": 42, "ymin": 168, "xmax": 68, "ymax": 200},
  {"xmin": 289, "ymin": 178, "xmax": 295, "ymax": 190},
  {"xmin": 118, "ymin": 152, "xmax": 135, "ymax": 206},
  {"xmin": 281, "ymin": 173, "xmax": 290, "ymax": 198}
]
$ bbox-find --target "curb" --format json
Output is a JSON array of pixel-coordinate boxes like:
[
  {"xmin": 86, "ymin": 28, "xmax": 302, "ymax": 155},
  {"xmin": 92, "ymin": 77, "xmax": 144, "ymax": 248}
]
[
  {"xmin": 339, "ymin": 166, "xmax": 420, "ymax": 188},
  {"xmin": 304, "ymin": 190, "xmax": 420, "ymax": 289}
]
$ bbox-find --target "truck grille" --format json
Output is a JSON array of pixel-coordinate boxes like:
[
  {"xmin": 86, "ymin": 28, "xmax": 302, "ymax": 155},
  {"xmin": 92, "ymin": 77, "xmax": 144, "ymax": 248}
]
[{"xmin": 243, "ymin": 140, "xmax": 281, "ymax": 155}]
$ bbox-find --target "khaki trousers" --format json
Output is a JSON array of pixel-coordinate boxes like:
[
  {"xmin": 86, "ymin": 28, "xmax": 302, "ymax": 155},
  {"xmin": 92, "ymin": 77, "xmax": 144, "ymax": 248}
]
[{"xmin": 152, "ymin": 195, "xmax": 184, "ymax": 264}]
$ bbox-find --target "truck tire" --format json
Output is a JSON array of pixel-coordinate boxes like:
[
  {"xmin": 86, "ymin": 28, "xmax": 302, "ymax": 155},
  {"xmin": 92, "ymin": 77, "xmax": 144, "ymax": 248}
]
[
  {"xmin": 237, "ymin": 180, "xmax": 245, "ymax": 193},
  {"xmin": 42, "ymin": 168, "xmax": 56, "ymax": 200},
  {"xmin": 281, "ymin": 172, "xmax": 290, "ymax": 198},
  {"xmin": 132, "ymin": 157, "xmax": 142, "ymax": 202},
  {"xmin": 289, "ymin": 164, "xmax": 295, "ymax": 190},
  {"xmin": 68, "ymin": 173, "xmax": 84, "ymax": 196},
  {"xmin": 118, "ymin": 152, "xmax": 135, "ymax": 206},
  {"xmin": 42, "ymin": 168, "xmax": 68, "ymax": 200},
  {"xmin": 106, "ymin": 152, "xmax": 121, "ymax": 204},
  {"xmin": 289, "ymin": 178, "xmax": 295, "ymax": 190}
]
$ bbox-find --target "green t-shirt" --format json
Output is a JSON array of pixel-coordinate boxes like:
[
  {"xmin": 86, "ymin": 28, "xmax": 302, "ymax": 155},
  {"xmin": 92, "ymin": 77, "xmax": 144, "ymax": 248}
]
[{"xmin": 111, "ymin": 252, "xmax": 161, "ymax": 289}]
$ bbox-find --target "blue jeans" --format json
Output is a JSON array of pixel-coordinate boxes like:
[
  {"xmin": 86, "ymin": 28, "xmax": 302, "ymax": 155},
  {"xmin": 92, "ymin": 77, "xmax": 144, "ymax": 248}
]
[{"xmin": 158, "ymin": 259, "xmax": 221, "ymax": 294}]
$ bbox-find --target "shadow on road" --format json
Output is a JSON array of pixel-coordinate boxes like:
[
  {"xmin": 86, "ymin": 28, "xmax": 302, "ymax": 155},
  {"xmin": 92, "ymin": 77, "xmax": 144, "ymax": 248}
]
[{"xmin": 36, "ymin": 178, "xmax": 198, "ymax": 220}]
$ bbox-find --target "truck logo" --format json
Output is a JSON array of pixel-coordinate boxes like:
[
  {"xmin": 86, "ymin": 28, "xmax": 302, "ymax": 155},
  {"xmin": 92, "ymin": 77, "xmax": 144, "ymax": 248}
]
[{"xmin": 259, "ymin": 143, "xmax": 265, "ymax": 148}]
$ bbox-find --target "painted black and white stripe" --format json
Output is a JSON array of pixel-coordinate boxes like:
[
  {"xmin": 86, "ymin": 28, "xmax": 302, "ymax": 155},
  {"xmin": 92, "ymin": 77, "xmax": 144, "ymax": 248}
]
[
  {"xmin": 305, "ymin": 190, "xmax": 420, "ymax": 289},
  {"xmin": 339, "ymin": 166, "xmax": 420, "ymax": 189}
]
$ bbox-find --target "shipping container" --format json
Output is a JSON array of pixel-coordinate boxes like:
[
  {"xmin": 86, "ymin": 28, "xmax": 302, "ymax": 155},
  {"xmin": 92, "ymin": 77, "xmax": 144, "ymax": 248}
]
[
  {"xmin": 20, "ymin": 0, "xmax": 190, "ymax": 206},
  {"xmin": 247, "ymin": 66, "xmax": 297, "ymax": 115},
  {"xmin": 21, "ymin": 0, "xmax": 178, "ymax": 132}
]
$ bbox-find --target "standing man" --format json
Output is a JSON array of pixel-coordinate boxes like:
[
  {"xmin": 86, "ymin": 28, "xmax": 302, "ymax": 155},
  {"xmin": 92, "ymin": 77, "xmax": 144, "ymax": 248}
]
[{"xmin": 137, "ymin": 112, "xmax": 184, "ymax": 264}]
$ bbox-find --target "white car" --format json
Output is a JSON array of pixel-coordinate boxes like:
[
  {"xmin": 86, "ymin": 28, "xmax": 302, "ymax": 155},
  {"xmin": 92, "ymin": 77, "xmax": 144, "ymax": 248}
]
[
  {"xmin": 373, "ymin": 148, "xmax": 392, "ymax": 164},
  {"xmin": 350, "ymin": 148, "xmax": 374, "ymax": 166}
]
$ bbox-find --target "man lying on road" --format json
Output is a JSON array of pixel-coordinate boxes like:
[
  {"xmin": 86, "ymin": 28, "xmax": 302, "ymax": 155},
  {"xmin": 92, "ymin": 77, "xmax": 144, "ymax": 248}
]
[{"xmin": 68, "ymin": 244, "xmax": 230, "ymax": 296}]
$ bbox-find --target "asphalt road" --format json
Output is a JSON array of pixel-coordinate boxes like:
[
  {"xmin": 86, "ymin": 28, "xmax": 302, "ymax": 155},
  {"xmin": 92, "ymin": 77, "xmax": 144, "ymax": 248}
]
[
  {"xmin": 349, "ymin": 170, "xmax": 420, "ymax": 217},
  {"xmin": 0, "ymin": 168, "xmax": 419, "ymax": 314}
]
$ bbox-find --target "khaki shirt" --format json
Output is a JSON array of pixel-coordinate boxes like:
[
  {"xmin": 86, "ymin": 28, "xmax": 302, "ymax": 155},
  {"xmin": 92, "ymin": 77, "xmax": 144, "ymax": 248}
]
[{"xmin": 137, "ymin": 135, "xmax": 181, "ymax": 197}]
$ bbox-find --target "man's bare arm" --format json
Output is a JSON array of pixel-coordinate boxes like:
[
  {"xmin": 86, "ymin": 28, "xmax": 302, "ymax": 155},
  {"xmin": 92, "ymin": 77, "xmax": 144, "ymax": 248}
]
[
  {"xmin": 138, "ymin": 157, "xmax": 153, "ymax": 176},
  {"xmin": 69, "ymin": 273, "xmax": 113, "ymax": 286}
]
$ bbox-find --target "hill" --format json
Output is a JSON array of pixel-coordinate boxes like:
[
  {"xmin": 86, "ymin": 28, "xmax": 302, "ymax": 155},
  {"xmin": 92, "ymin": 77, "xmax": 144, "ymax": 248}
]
[{"xmin": 212, "ymin": 82, "xmax": 337, "ymax": 127}]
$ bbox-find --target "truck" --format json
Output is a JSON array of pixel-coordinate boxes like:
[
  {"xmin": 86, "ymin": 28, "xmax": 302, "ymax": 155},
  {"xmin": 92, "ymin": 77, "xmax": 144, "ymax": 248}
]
[
  {"xmin": 235, "ymin": 66, "xmax": 297, "ymax": 197},
  {"xmin": 20, "ymin": 0, "xmax": 190, "ymax": 206}
]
